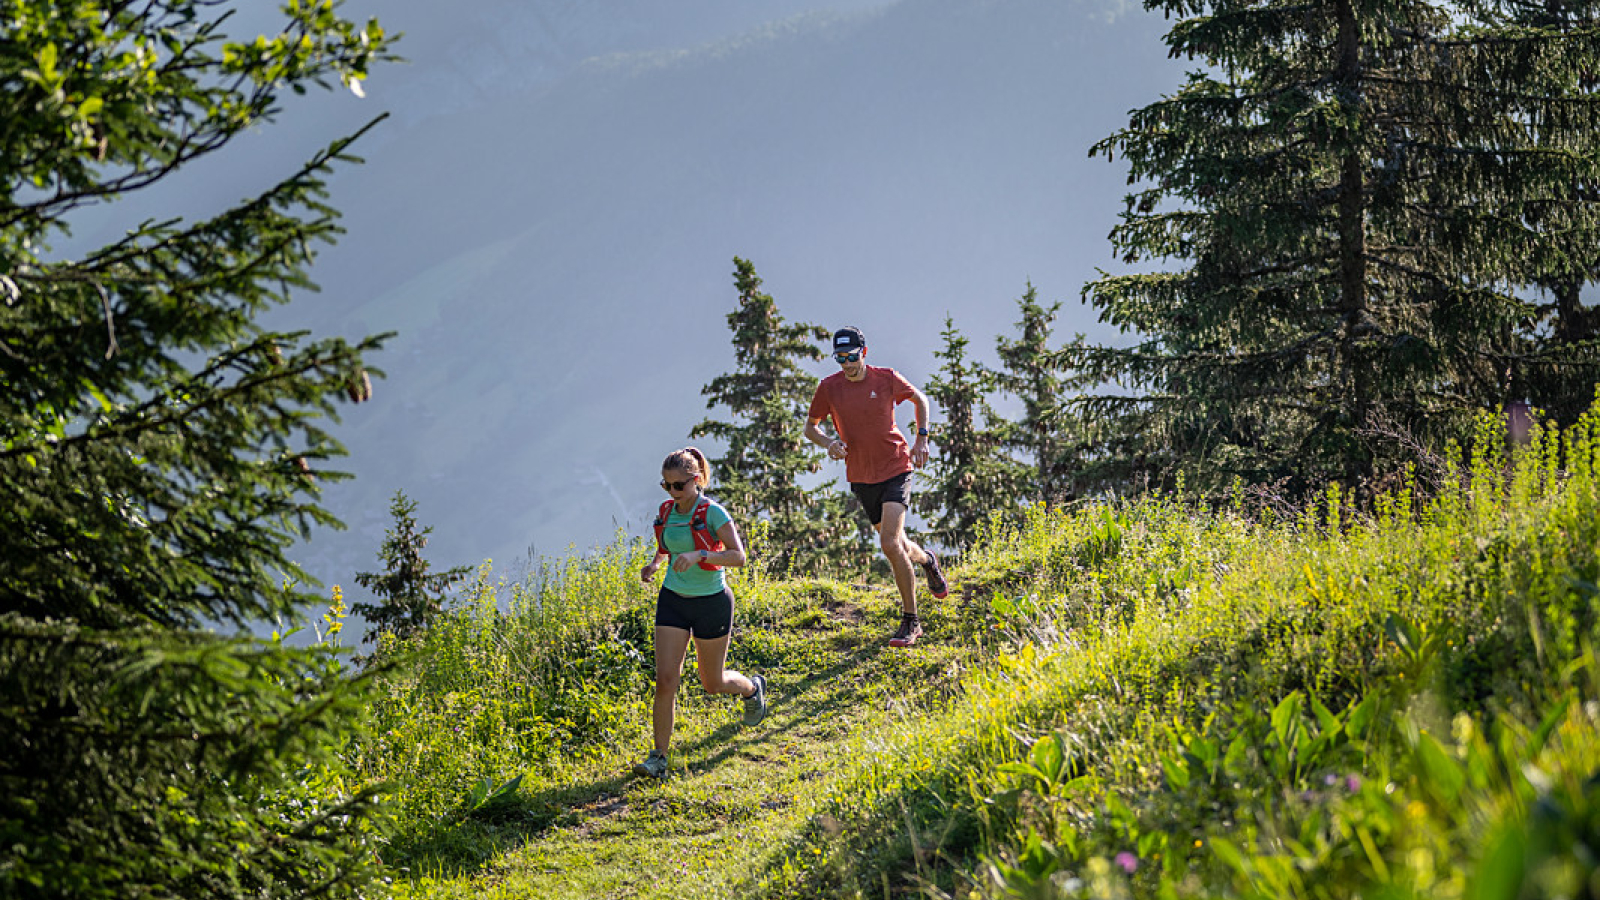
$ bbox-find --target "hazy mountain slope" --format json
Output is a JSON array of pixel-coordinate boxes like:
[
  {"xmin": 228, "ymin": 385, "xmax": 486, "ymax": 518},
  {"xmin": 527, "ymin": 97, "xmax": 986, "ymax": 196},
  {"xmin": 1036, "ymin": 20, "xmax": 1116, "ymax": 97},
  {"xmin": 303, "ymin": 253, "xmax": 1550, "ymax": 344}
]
[{"xmin": 267, "ymin": 0, "xmax": 1181, "ymax": 596}]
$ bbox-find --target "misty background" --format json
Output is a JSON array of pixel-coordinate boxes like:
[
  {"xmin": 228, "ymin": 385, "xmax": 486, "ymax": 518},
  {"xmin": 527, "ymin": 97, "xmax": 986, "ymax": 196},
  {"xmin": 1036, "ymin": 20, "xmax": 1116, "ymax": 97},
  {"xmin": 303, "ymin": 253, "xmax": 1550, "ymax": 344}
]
[{"xmin": 57, "ymin": 0, "xmax": 1184, "ymax": 609}]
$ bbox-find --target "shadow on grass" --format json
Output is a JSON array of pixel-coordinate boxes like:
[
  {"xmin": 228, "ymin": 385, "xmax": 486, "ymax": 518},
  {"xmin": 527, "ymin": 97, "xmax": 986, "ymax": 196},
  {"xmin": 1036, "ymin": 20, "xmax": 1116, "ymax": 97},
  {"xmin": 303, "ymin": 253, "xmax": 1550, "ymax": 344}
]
[
  {"xmin": 382, "ymin": 645, "xmax": 890, "ymax": 880},
  {"xmin": 665, "ymin": 652, "xmax": 882, "ymax": 770}
]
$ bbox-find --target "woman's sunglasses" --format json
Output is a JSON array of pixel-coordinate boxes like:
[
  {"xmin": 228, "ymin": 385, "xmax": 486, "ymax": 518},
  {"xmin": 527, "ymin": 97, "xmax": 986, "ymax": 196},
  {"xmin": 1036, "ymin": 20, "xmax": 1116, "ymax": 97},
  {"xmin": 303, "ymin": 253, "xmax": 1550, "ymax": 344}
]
[
  {"xmin": 834, "ymin": 349, "xmax": 862, "ymax": 363},
  {"xmin": 660, "ymin": 478, "xmax": 696, "ymax": 491}
]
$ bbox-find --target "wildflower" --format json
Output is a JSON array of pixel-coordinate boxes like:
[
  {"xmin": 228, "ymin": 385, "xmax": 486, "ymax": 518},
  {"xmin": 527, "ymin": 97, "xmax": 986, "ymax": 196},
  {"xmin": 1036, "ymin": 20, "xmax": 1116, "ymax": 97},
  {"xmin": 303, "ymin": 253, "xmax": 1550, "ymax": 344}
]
[
  {"xmin": 1114, "ymin": 851, "xmax": 1139, "ymax": 874},
  {"xmin": 1345, "ymin": 774, "xmax": 1362, "ymax": 792},
  {"xmin": 1053, "ymin": 875, "xmax": 1085, "ymax": 893}
]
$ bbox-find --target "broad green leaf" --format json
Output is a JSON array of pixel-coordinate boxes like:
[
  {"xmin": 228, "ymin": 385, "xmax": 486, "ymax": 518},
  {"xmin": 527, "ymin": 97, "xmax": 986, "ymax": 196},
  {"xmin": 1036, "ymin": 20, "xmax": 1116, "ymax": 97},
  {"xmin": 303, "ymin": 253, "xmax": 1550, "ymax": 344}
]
[
  {"xmin": 1415, "ymin": 733, "xmax": 1465, "ymax": 804},
  {"xmin": 1310, "ymin": 695, "xmax": 1340, "ymax": 737},
  {"xmin": 1385, "ymin": 614, "xmax": 1422, "ymax": 656},
  {"xmin": 1031, "ymin": 733, "xmax": 1065, "ymax": 782},
  {"xmin": 1162, "ymin": 753, "xmax": 1192, "ymax": 789},
  {"xmin": 1531, "ymin": 694, "xmax": 1572, "ymax": 756},
  {"xmin": 1346, "ymin": 692, "xmax": 1380, "ymax": 740},
  {"xmin": 1208, "ymin": 836, "xmax": 1248, "ymax": 873},
  {"xmin": 1224, "ymin": 733, "xmax": 1249, "ymax": 772},
  {"xmin": 1468, "ymin": 828, "xmax": 1528, "ymax": 900},
  {"xmin": 1272, "ymin": 692, "xmax": 1303, "ymax": 746}
]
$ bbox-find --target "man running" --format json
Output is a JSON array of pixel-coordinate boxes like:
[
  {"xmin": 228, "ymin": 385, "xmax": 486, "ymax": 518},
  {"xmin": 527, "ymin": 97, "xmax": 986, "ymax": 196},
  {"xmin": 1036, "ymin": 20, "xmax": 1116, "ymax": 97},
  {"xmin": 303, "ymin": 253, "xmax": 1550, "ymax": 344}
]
[{"xmin": 805, "ymin": 325, "xmax": 947, "ymax": 647}]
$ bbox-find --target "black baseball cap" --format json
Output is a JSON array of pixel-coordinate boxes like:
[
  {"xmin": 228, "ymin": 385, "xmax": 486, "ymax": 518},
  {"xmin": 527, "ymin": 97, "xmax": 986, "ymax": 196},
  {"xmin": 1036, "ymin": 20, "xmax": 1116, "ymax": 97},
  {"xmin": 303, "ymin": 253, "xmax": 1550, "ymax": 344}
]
[{"xmin": 832, "ymin": 326, "xmax": 866, "ymax": 352}]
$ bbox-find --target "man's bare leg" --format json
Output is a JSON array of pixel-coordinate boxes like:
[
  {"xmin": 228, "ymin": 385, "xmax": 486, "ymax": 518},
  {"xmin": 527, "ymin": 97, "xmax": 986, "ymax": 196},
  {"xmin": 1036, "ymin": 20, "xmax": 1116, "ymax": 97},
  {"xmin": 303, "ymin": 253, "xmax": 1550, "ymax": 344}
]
[{"xmin": 876, "ymin": 501, "xmax": 929, "ymax": 616}]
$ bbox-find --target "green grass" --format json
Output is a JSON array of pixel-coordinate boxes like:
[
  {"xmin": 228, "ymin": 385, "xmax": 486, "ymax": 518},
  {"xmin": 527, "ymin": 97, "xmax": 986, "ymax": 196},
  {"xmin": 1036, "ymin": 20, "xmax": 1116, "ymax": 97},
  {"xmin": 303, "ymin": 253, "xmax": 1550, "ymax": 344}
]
[
  {"xmin": 358, "ymin": 575, "xmax": 985, "ymax": 898},
  {"xmin": 323, "ymin": 408, "xmax": 1600, "ymax": 899},
  {"xmin": 741, "ymin": 412, "xmax": 1600, "ymax": 899}
]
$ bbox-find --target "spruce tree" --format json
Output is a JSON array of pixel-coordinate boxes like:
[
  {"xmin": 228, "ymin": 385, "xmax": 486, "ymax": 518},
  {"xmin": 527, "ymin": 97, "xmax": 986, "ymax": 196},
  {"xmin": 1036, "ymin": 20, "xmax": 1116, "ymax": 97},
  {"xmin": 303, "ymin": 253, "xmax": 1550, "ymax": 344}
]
[
  {"xmin": 1073, "ymin": 0, "xmax": 1600, "ymax": 496},
  {"xmin": 691, "ymin": 257, "xmax": 866, "ymax": 573},
  {"xmin": 994, "ymin": 284, "xmax": 1081, "ymax": 505},
  {"xmin": 916, "ymin": 315, "xmax": 1028, "ymax": 551},
  {"xmin": 352, "ymin": 490, "xmax": 472, "ymax": 645},
  {"xmin": 1494, "ymin": 0, "xmax": 1600, "ymax": 427},
  {"xmin": 0, "ymin": 2, "xmax": 396, "ymax": 896}
]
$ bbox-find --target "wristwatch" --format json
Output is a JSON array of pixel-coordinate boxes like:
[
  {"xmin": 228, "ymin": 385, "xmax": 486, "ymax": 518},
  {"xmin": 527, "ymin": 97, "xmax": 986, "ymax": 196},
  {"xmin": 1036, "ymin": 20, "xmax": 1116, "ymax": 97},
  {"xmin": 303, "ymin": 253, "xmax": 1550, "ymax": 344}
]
[{"xmin": 917, "ymin": 427, "xmax": 929, "ymax": 436}]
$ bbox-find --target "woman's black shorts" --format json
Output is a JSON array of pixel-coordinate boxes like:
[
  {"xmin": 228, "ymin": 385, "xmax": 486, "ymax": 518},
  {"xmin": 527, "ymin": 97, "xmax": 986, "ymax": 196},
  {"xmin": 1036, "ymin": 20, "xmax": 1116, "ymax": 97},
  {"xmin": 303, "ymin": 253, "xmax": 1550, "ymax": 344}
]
[{"xmin": 655, "ymin": 585, "xmax": 734, "ymax": 639}]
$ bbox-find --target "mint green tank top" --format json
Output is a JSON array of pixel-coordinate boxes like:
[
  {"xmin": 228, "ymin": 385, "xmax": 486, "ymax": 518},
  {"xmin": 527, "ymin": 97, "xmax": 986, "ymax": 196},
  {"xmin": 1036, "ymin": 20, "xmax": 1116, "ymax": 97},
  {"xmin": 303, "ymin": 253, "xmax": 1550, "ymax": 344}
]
[{"xmin": 661, "ymin": 497, "xmax": 733, "ymax": 597}]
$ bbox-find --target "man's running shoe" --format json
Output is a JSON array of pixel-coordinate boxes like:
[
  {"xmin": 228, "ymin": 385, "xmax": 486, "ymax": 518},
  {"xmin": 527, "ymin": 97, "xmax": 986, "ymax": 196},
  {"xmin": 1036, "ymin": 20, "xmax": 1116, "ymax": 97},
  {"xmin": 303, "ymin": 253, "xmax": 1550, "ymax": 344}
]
[
  {"xmin": 921, "ymin": 552, "xmax": 949, "ymax": 599},
  {"xmin": 888, "ymin": 614, "xmax": 923, "ymax": 648},
  {"xmin": 742, "ymin": 674, "xmax": 767, "ymax": 726},
  {"xmin": 632, "ymin": 750, "xmax": 668, "ymax": 778}
]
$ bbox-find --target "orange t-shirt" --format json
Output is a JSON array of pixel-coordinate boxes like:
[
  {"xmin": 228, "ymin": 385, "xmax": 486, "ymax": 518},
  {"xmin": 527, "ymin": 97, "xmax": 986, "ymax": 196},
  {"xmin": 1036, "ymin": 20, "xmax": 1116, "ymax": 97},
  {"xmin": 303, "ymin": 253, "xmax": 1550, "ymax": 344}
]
[{"xmin": 808, "ymin": 365, "xmax": 918, "ymax": 485}]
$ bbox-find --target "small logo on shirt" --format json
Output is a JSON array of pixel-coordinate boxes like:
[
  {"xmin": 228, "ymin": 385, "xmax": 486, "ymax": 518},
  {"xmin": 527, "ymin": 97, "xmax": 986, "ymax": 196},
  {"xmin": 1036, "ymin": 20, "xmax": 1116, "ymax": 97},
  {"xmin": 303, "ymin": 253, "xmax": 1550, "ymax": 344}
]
[{"xmin": 869, "ymin": 390, "xmax": 877, "ymax": 398}]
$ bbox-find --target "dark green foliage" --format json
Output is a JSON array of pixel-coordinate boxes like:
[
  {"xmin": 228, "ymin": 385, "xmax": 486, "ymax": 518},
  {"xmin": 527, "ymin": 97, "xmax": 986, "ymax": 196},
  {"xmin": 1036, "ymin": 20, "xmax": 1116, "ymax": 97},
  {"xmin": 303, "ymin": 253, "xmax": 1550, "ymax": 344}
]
[
  {"xmin": 1073, "ymin": 0, "xmax": 1600, "ymax": 498},
  {"xmin": 1496, "ymin": 0, "xmax": 1600, "ymax": 429},
  {"xmin": 0, "ymin": 619, "xmax": 387, "ymax": 899},
  {"xmin": 692, "ymin": 257, "xmax": 868, "ymax": 574},
  {"xmin": 916, "ymin": 314, "xmax": 1028, "ymax": 551},
  {"xmin": 992, "ymin": 284, "xmax": 1082, "ymax": 505},
  {"xmin": 0, "ymin": 2, "xmax": 396, "ymax": 896},
  {"xmin": 352, "ymin": 490, "xmax": 472, "ymax": 645}
]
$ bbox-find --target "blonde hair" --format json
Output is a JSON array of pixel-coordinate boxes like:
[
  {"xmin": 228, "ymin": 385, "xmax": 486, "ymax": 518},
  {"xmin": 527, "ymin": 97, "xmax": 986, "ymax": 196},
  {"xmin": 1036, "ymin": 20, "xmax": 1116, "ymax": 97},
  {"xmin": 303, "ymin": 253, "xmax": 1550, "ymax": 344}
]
[{"xmin": 661, "ymin": 447, "xmax": 710, "ymax": 487}]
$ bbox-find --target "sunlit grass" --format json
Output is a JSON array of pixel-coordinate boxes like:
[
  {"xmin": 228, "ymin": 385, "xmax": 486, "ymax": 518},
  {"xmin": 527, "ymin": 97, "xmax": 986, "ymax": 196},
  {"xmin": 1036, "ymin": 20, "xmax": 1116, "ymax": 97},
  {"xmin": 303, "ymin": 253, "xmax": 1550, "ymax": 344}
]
[
  {"xmin": 318, "ymin": 405, "xmax": 1600, "ymax": 900},
  {"xmin": 745, "ymin": 408, "xmax": 1600, "ymax": 899}
]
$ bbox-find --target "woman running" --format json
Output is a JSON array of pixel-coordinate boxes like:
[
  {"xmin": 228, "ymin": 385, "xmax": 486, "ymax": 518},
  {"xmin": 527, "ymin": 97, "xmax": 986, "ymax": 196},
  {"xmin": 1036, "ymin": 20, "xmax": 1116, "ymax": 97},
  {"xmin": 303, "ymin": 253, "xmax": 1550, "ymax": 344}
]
[{"xmin": 634, "ymin": 447, "xmax": 766, "ymax": 778}]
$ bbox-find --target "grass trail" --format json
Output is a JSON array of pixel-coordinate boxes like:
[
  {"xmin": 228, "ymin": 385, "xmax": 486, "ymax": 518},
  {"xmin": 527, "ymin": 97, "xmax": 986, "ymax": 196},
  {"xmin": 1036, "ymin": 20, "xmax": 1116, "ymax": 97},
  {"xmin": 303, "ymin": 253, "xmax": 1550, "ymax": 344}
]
[{"xmin": 397, "ymin": 581, "xmax": 980, "ymax": 900}]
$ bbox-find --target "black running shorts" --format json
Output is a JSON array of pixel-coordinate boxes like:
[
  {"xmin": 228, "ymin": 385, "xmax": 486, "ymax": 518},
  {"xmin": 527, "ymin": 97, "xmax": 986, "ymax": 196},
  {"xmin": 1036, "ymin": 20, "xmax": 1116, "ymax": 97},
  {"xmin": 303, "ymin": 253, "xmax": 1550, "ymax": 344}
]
[
  {"xmin": 850, "ymin": 470, "xmax": 912, "ymax": 526},
  {"xmin": 655, "ymin": 585, "xmax": 734, "ymax": 639}
]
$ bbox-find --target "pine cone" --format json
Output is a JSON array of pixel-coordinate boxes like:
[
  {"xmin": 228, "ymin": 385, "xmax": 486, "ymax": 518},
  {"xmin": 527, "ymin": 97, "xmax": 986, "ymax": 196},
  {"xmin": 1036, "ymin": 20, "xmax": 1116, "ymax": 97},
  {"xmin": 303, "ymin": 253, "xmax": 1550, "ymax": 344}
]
[{"xmin": 344, "ymin": 369, "xmax": 373, "ymax": 403}]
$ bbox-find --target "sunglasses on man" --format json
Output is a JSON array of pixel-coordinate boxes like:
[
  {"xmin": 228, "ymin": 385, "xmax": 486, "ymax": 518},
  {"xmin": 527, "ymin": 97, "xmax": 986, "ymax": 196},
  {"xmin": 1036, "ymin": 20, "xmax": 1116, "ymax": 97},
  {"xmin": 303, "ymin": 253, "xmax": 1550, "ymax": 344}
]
[{"xmin": 833, "ymin": 349, "xmax": 863, "ymax": 363}]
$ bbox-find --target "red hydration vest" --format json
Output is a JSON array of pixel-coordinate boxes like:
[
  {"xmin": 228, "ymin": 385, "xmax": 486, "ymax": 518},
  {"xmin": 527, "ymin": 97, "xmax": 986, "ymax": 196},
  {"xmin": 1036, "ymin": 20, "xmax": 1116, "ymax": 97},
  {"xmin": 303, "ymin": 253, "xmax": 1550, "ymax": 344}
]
[{"xmin": 653, "ymin": 497, "xmax": 724, "ymax": 571}]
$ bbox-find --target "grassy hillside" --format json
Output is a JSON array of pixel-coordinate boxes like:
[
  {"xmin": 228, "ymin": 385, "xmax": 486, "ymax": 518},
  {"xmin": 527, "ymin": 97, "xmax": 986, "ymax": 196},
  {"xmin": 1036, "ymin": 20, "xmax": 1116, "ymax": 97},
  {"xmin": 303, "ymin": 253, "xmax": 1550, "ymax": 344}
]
[{"xmin": 323, "ymin": 408, "xmax": 1600, "ymax": 898}]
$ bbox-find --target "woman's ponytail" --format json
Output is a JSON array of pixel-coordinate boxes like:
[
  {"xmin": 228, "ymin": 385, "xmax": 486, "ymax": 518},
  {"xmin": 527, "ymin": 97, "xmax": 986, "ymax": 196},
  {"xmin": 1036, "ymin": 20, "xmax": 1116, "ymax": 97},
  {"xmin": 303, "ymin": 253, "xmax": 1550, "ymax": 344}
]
[{"xmin": 661, "ymin": 447, "xmax": 711, "ymax": 487}]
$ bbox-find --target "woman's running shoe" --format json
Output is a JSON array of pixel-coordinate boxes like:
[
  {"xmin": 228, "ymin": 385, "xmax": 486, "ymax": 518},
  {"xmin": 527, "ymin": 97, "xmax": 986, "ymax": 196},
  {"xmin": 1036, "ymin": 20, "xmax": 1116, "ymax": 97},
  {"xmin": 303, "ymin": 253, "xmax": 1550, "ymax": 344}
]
[
  {"xmin": 632, "ymin": 750, "xmax": 668, "ymax": 778},
  {"xmin": 742, "ymin": 674, "xmax": 767, "ymax": 726}
]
